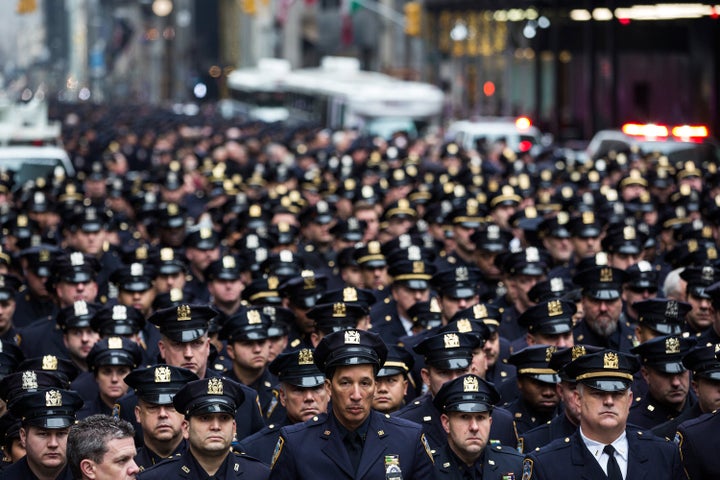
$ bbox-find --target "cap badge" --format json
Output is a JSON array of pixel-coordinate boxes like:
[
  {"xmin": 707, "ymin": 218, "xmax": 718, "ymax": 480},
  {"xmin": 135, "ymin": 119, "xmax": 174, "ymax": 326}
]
[
  {"xmin": 463, "ymin": 375, "xmax": 480, "ymax": 392},
  {"xmin": 582, "ymin": 211, "xmax": 595, "ymax": 224},
  {"xmin": 571, "ymin": 345, "xmax": 586, "ymax": 360},
  {"xmin": 177, "ymin": 305, "xmax": 192, "ymax": 321},
  {"xmin": 599, "ymin": 267, "xmax": 613, "ymax": 283},
  {"xmin": 298, "ymin": 349, "xmax": 314, "ymax": 365},
  {"xmin": 408, "ymin": 245, "xmax": 421, "ymax": 261},
  {"xmin": 333, "ymin": 302, "xmax": 346, "ymax": 317},
  {"xmin": 702, "ymin": 266, "xmax": 715, "ymax": 282},
  {"xmin": 665, "ymin": 337, "xmax": 681, "ymax": 354},
  {"xmin": 108, "ymin": 337, "xmax": 123, "ymax": 349},
  {"xmin": 155, "ymin": 366, "xmax": 172, "ymax": 383},
  {"xmin": 268, "ymin": 276, "xmax": 279, "ymax": 290},
  {"xmin": 344, "ymin": 330, "xmax": 361, "ymax": 345},
  {"xmin": 526, "ymin": 247, "xmax": 540, "ymax": 263},
  {"xmin": 250, "ymin": 204, "xmax": 262, "ymax": 217},
  {"xmin": 247, "ymin": 310, "xmax": 261, "ymax": 324},
  {"xmin": 169, "ymin": 288, "xmax": 183, "ymax": 302},
  {"xmin": 39, "ymin": 249, "xmax": 50, "ymax": 262},
  {"xmin": 222, "ymin": 256, "xmax": 236, "ymax": 269},
  {"xmin": 545, "ymin": 346, "xmax": 557, "ymax": 362},
  {"xmin": 207, "ymin": 378, "xmax": 224, "ymax": 395},
  {"xmin": 246, "ymin": 234, "xmax": 260, "ymax": 249},
  {"xmin": 709, "ymin": 247, "xmax": 718, "ymax": 260},
  {"xmin": 623, "ymin": 226, "xmax": 636, "ymax": 240},
  {"xmin": 444, "ymin": 333, "xmax": 460, "ymax": 348},
  {"xmin": 603, "ymin": 352, "xmax": 619, "ymax": 369},
  {"xmin": 135, "ymin": 246, "xmax": 148, "ymax": 260},
  {"xmin": 130, "ymin": 263, "xmax": 144, "ymax": 277},
  {"xmin": 412, "ymin": 261, "xmax": 425, "ymax": 274},
  {"xmin": 160, "ymin": 248, "xmax": 174, "ymax": 261},
  {"xmin": 301, "ymin": 270, "xmax": 316, "ymax": 289},
  {"xmin": 368, "ymin": 241, "xmax": 381, "ymax": 255},
  {"xmin": 74, "ymin": 301, "xmax": 89, "ymax": 316},
  {"xmin": 70, "ymin": 252, "xmax": 85, "ymax": 266},
  {"xmin": 42, "ymin": 355, "xmax": 58, "ymax": 370},
  {"xmin": 22, "ymin": 370, "xmax": 38, "ymax": 390},
  {"xmin": 46, "ymin": 390, "xmax": 63, "ymax": 407},
  {"xmin": 455, "ymin": 267, "xmax": 469, "ymax": 282},
  {"xmin": 430, "ymin": 297, "xmax": 442, "ymax": 313},
  {"xmin": 547, "ymin": 300, "xmax": 563, "ymax": 317},
  {"xmin": 467, "ymin": 199, "xmax": 478, "ymax": 216},
  {"xmin": 550, "ymin": 277, "xmax": 564, "ymax": 292},
  {"xmin": 473, "ymin": 304, "xmax": 488, "ymax": 318},
  {"xmin": 665, "ymin": 301, "xmax": 679, "ymax": 320},
  {"xmin": 456, "ymin": 319, "xmax": 472, "ymax": 333},
  {"xmin": 167, "ymin": 203, "xmax": 179, "ymax": 216},
  {"xmin": 343, "ymin": 287, "xmax": 358, "ymax": 302},
  {"xmin": 596, "ymin": 252, "xmax": 609, "ymax": 266}
]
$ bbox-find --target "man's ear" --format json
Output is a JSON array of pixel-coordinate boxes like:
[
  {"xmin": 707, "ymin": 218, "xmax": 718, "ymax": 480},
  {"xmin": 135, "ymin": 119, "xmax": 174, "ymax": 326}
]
[{"xmin": 80, "ymin": 458, "xmax": 96, "ymax": 479}]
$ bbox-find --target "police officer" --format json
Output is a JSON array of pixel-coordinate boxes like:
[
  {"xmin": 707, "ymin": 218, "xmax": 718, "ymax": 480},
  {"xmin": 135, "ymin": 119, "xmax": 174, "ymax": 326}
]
[
  {"xmin": 237, "ymin": 348, "xmax": 329, "ymax": 465},
  {"xmin": 0, "ymin": 274, "xmax": 23, "ymax": 343},
  {"xmin": 628, "ymin": 335, "xmax": 696, "ymax": 429},
  {"xmin": 269, "ymin": 329, "xmax": 435, "ymax": 479},
  {"xmin": 433, "ymin": 374, "xmax": 523, "ymax": 479},
  {"xmin": 373, "ymin": 344, "xmax": 415, "ymax": 413},
  {"xmin": 0, "ymin": 412, "xmax": 22, "ymax": 468},
  {"xmin": 679, "ymin": 264, "xmax": 719, "ymax": 336},
  {"xmin": 124, "ymin": 364, "xmax": 199, "ymax": 470},
  {"xmin": 3, "ymin": 388, "xmax": 83, "ymax": 480},
  {"xmin": 90, "ymin": 303, "xmax": 157, "ymax": 365},
  {"xmin": 510, "ymin": 298, "xmax": 577, "ymax": 356},
  {"xmin": 278, "ymin": 270, "xmax": 328, "ymax": 347},
  {"xmin": 432, "ymin": 266, "xmax": 483, "ymax": 326},
  {"xmin": 138, "ymin": 377, "xmax": 270, "ymax": 479},
  {"xmin": 522, "ymin": 349, "xmax": 684, "ymax": 480},
  {"xmin": 13, "ymin": 244, "xmax": 62, "ymax": 327},
  {"xmin": 205, "ymin": 254, "xmax": 247, "ymax": 322},
  {"xmin": 182, "ymin": 227, "xmax": 221, "ymax": 303}
]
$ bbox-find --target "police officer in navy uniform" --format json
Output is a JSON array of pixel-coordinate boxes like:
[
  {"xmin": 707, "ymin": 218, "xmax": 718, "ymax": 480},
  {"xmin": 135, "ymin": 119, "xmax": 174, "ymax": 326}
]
[
  {"xmin": 677, "ymin": 344, "xmax": 720, "ymax": 479},
  {"xmin": 138, "ymin": 377, "xmax": 270, "ymax": 480},
  {"xmin": 13, "ymin": 245, "xmax": 62, "ymax": 328},
  {"xmin": 219, "ymin": 306, "xmax": 277, "ymax": 420},
  {"xmin": 0, "ymin": 412, "xmax": 22, "ymax": 469},
  {"xmin": 628, "ymin": 335, "xmax": 696, "ymax": 429},
  {"xmin": 237, "ymin": 348, "xmax": 329, "ymax": 465},
  {"xmin": 518, "ymin": 345, "xmax": 602, "ymax": 453},
  {"xmin": 0, "ymin": 274, "xmax": 23, "ymax": 344},
  {"xmin": 182, "ymin": 227, "xmax": 221, "ymax": 303},
  {"xmin": 3, "ymin": 388, "xmax": 83, "ymax": 480},
  {"xmin": 268, "ymin": 329, "xmax": 435, "ymax": 479},
  {"xmin": 116, "ymin": 304, "xmax": 265, "ymax": 446},
  {"xmin": 679, "ymin": 264, "xmax": 719, "ymax": 337},
  {"xmin": 522, "ymin": 349, "xmax": 685, "ymax": 480},
  {"xmin": 396, "ymin": 331, "xmax": 517, "ymax": 451},
  {"xmin": 572, "ymin": 265, "xmax": 636, "ymax": 353},
  {"xmin": 433, "ymin": 373, "xmax": 523, "ymax": 479},
  {"xmin": 124, "ymin": 364, "xmax": 199, "ymax": 471}
]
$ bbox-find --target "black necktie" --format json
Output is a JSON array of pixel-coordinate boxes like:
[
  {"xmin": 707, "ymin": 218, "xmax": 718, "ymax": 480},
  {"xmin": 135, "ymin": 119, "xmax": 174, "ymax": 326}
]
[
  {"xmin": 344, "ymin": 431, "xmax": 363, "ymax": 474},
  {"xmin": 603, "ymin": 444, "xmax": 623, "ymax": 480}
]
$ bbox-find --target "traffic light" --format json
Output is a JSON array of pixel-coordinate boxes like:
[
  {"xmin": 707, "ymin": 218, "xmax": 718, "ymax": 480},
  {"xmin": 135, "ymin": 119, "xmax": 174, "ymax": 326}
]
[
  {"xmin": 16, "ymin": 0, "xmax": 37, "ymax": 14},
  {"xmin": 404, "ymin": 2, "xmax": 421, "ymax": 37},
  {"xmin": 241, "ymin": 0, "xmax": 256, "ymax": 15}
]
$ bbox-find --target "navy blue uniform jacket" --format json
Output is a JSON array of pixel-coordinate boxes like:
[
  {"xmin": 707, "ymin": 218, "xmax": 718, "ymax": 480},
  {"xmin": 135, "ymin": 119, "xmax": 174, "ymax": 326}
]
[
  {"xmin": 268, "ymin": 410, "xmax": 435, "ymax": 480},
  {"xmin": 137, "ymin": 449, "xmax": 269, "ymax": 480},
  {"xmin": 433, "ymin": 442, "xmax": 523, "ymax": 479}
]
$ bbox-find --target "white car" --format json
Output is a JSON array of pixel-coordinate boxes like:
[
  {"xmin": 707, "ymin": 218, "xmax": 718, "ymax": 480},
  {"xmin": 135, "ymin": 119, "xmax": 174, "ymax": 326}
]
[
  {"xmin": 446, "ymin": 116, "xmax": 550, "ymax": 156},
  {"xmin": 0, "ymin": 146, "xmax": 75, "ymax": 190}
]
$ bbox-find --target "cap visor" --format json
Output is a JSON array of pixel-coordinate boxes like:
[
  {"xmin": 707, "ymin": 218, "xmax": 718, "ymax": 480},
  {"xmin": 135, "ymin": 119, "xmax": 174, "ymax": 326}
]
[
  {"xmin": 585, "ymin": 289, "xmax": 621, "ymax": 301},
  {"xmin": 283, "ymin": 375, "xmax": 325, "ymax": 388},
  {"xmin": 164, "ymin": 328, "xmax": 207, "ymax": 343},
  {"xmin": 527, "ymin": 373, "xmax": 560, "ymax": 384},
  {"xmin": 443, "ymin": 287, "xmax": 476, "ymax": 299},
  {"xmin": 446, "ymin": 402, "xmax": 492, "ymax": 413},
  {"xmin": 581, "ymin": 379, "xmax": 631, "ymax": 392},
  {"xmin": 427, "ymin": 357, "xmax": 471, "ymax": 370},
  {"xmin": 647, "ymin": 362, "xmax": 686, "ymax": 374}
]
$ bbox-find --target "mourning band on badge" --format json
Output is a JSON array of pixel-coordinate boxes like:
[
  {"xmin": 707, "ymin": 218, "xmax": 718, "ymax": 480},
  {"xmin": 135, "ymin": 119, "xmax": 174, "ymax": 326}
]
[
  {"xmin": 522, "ymin": 458, "xmax": 533, "ymax": 480},
  {"xmin": 385, "ymin": 454, "xmax": 402, "ymax": 480},
  {"xmin": 271, "ymin": 436, "xmax": 284, "ymax": 469},
  {"xmin": 421, "ymin": 433, "xmax": 434, "ymax": 464}
]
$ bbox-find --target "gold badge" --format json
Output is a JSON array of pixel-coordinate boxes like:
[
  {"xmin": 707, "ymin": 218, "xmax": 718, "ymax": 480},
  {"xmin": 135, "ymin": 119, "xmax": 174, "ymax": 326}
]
[
  {"xmin": 170, "ymin": 288, "xmax": 183, "ymax": 302},
  {"xmin": 155, "ymin": 366, "xmax": 171, "ymax": 383},
  {"xmin": 444, "ymin": 333, "xmax": 460, "ymax": 348},
  {"xmin": 412, "ymin": 261, "xmax": 425, "ymax": 274},
  {"xmin": 42, "ymin": 355, "xmax": 58, "ymax": 371},
  {"xmin": 599, "ymin": 267, "xmax": 613, "ymax": 283},
  {"xmin": 301, "ymin": 270, "xmax": 316, "ymax": 289},
  {"xmin": 463, "ymin": 375, "xmax": 479, "ymax": 392},
  {"xmin": 345, "ymin": 330, "xmax": 361, "ymax": 344},
  {"xmin": 160, "ymin": 248, "xmax": 174, "ymax": 261},
  {"xmin": 46, "ymin": 390, "xmax": 62, "ymax": 407},
  {"xmin": 298, "ymin": 349, "xmax": 314, "ymax": 365},
  {"xmin": 199, "ymin": 227, "xmax": 212, "ymax": 239},
  {"xmin": 247, "ymin": 310, "xmax": 261, "ymax": 324},
  {"xmin": 39, "ymin": 249, "xmax": 50, "ymax": 262},
  {"xmin": 22, "ymin": 370, "xmax": 38, "ymax": 390},
  {"xmin": 456, "ymin": 319, "xmax": 472, "ymax": 333},
  {"xmin": 473, "ymin": 304, "xmax": 488, "ymax": 319},
  {"xmin": 177, "ymin": 305, "xmax": 191, "ymax": 321},
  {"xmin": 665, "ymin": 337, "xmax": 681, "ymax": 354},
  {"xmin": 547, "ymin": 300, "xmax": 563, "ymax": 317},
  {"xmin": 222, "ymin": 256, "xmax": 236, "ymax": 269},
  {"xmin": 207, "ymin": 378, "xmax": 224, "ymax": 395},
  {"xmin": 368, "ymin": 241, "xmax": 381, "ymax": 254},
  {"xmin": 268, "ymin": 276, "xmax": 279, "ymax": 290},
  {"xmin": 545, "ymin": 346, "xmax": 557, "ymax": 363},
  {"xmin": 571, "ymin": 345, "xmax": 586, "ymax": 360},
  {"xmin": 108, "ymin": 337, "xmax": 123, "ymax": 349},
  {"xmin": 604, "ymin": 352, "xmax": 619, "ymax": 369},
  {"xmin": 167, "ymin": 203, "xmax": 179, "ymax": 215},
  {"xmin": 467, "ymin": 199, "xmax": 478, "ymax": 216},
  {"xmin": 343, "ymin": 287, "xmax": 358, "ymax": 302},
  {"xmin": 333, "ymin": 302, "xmax": 347, "ymax": 317}
]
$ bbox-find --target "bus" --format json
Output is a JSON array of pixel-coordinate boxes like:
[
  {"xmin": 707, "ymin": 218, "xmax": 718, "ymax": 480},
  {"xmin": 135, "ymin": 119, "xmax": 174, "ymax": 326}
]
[
  {"xmin": 281, "ymin": 57, "xmax": 444, "ymax": 138},
  {"xmin": 224, "ymin": 58, "xmax": 291, "ymax": 123}
]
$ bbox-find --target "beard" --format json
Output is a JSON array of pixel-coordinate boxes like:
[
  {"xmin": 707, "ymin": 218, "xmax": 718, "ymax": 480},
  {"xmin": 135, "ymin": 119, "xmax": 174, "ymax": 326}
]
[{"xmin": 587, "ymin": 317, "xmax": 618, "ymax": 338}]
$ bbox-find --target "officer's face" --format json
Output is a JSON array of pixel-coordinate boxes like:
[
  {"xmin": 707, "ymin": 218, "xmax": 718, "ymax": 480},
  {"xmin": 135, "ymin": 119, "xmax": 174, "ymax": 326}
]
[
  {"xmin": 641, "ymin": 366, "xmax": 689, "ymax": 408},
  {"xmin": 340, "ymin": 265, "xmax": 363, "ymax": 289},
  {"xmin": 543, "ymin": 236, "xmax": 573, "ymax": 263},
  {"xmin": 452, "ymin": 225, "xmax": 476, "ymax": 255},
  {"xmin": 56, "ymin": 280, "xmax": 99, "ymax": 308},
  {"xmin": 158, "ymin": 336, "xmax": 210, "ymax": 376},
  {"xmin": 693, "ymin": 377, "xmax": 720, "ymax": 414},
  {"xmin": 96, "ymin": 365, "xmax": 132, "ymax": 405},
  {"xmin": 186, "ymin": 247, "xmax": 220, "ymax": 273},
  {"xmin": 187, "ymin": 413, "xmax": 235, "ymax": 457},
  {"xmin": 622, "ymin": 285, "xmax": 657, "ymax": 319},
  {"xmin": 422, "ymin": 366, "xmax": 469, "ymax": 397},
  {"xmin": 527, "ymin": 331, "xmax": 574, "ymax": 348},
  {"xmin": 361, "ymin": 265, "xmax": 388, "ymax": 290},
  {"xmin": 609, "ymin": 253, "xmax": 641, "ymax": 271},
  {"xmin": 20, "ymin": 426, "xmax": 69, "ymax": 472},
  {"xmin": 155, "ymin": 272, "xmax": 186, "ymax": 293},
  {"xmin": 24, "ymin": 268, "xmax": 50, "ymax": 297},
  {"xmin": 63, "ymin": 327, "xmax": 100, "ymax": 361},
  {"xmin": 373, "ymin": 373, "xmax": 408, "ymax": 414},
  {"xmin": 82, "ymin": 436, "xmax": 139, "ymax": 480},
  {"xmin": 476, "ymin": 250, "xmax": 501, "ymax": 279},
  {"xmin": 135, "ymin": 399, "xmax": 186, "ymax": 444},
  {"xmin": 557, "ymin": 382, "xmax": 581, "ymax": 424},
  {"xmin": 392, "ymin": 284, "xmax": 430, "ymax": 318},
  {"xmin": 582, "ymin": 297, "xmax": 622, "ymax": 337},
  {"xmin": 505, "ymin": 275, "xmax": 542, "ymax": 310},
  {"xmin": 207, "ymin": 278, "xmax": 244, "ymax": 305},
  {"xmin": 227, "ymin": 339, "xmax": 270, "ymax": 371},
  {"xmin": 470, "ymin": 348, "xmax": 488, "ymax": 378},
  {"xmin": 71, "ymin": 230, "xmax": 106, "ymax": 256},
  {"xmin": 571, "ymin": 236, "xmax": 601, "ymax": 260},
  {"xmin": 280, "ymin": 382, "xmax": 329, "ymax": 423},
  {"xmin": 686, "ymin": 293, "xmax": 713, "ymax": 331},
  {"xmin": 517, "ymin": 377, "xmax": 560, "ymax": 413},
  {"xmin": 0, "ymin": 298, "xmax": 16, "ymax": 334},
  {"xmin": 117, "ymin": 288, "xmax": 156, "ymax": 317},
  {"xmin": 483, "ymin": 331, "xmax": 500, "ymax": 367},
  {"xmin": 573, "ymin": 384, "xmax": 632, "ymax": 438},
  {"xmin": 441, "ymin": 411, "xmax": 492, "ymax": 459},
  {"xmin": 327, "ymin": 364, "xmax": 376, "ymax": 431}
]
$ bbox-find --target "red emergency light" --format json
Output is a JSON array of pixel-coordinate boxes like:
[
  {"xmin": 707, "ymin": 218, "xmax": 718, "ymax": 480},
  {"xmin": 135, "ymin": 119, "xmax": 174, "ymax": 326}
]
[{"xmin": 621, "ymin": 123, "xmax": 669, "ymax": 138}]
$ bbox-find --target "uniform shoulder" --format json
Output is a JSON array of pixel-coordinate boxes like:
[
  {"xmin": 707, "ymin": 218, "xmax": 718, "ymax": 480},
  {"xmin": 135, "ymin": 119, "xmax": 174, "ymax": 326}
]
[
  {"xmin": 395, "ymin": 395, "xmax": 430, "ymax": 416},
  {"xmin": 380, "ymin": 412, "xmax": 424, "ymax": 432},
  {"xmin": 488, "ymin": 443, "xmax": 523, "ymax": 458},
  {"xmin": 677, "ymin": 410, "xmax": 719, "ymax": 433},
  {"xmin": 627, "ymin": 426, "xmax": 673, "ymax": 444},
  {"xmin": 528, "ymin": 436, "xmax": 573, "ymax": 458},
  {"xmin": 241, "ymin": 423, "xmax": 283, "ymax": 442},
  {"xmin": 230, "ymin": 450, "xmax": 269, "ymax": 465},
  {"xmin": 281, "ymin": 414, "xmax": 327, "ymax": 435},
  {"xmin": 137, "ymin": 456, "xmax": 184, "ymax": 476}
]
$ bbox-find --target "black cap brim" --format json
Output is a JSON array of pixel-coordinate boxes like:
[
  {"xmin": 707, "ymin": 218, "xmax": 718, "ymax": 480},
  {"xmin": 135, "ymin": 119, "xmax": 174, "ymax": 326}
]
[
  {"xmin": 281, "ymin": 374, "xmax": 325, "ymax": 388},
  {"xmin": 445, "ymin": 402, "xmax": 492, "ymax": 413},
  {"xmin": 26, "ymin": 416, "xmax": 75, "ymax": 429},
  {"xmin": 534, "ymin": 322, "xmax": 573, "ymax": 335},
  {"xmin": 525, "ymin": 373, "xmax": 561, "ymax": 384},
  {"xmin": 584, "ymin": 289, "xmax": 622, "ymax": 301},
  {"xmin": 646, "ymin": 362, "xmax": 686, "ymax": 374},
  {"xmin": 580, "ymin": 379, "xmax": 631, "ymax": 392},
  {"xmin": 163, "ymin": 328, "xmax": 207, "ymax": 343},
  {"xmin": 426, "ymin": 356, "xmax": 471, "ymax": 371},
  {"xmin": 644, "ymin": 323, "xmax": 682, "ymax": 336},
  {"xmin": 441, "ymin": 286, "xmax": 476, "ymax": 300}
]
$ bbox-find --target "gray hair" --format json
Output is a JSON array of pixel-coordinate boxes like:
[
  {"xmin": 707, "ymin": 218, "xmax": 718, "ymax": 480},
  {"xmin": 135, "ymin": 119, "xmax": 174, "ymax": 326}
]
[{"xmin": 67, "ymin": 414, "xmax": 135, "ymax": 479}]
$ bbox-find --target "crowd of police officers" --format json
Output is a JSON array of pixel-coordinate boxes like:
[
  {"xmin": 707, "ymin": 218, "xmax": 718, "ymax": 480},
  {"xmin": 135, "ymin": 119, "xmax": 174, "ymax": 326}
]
[{"xmin": 0, "ymin": 101, "xmax": 719, "ymax": 479}]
